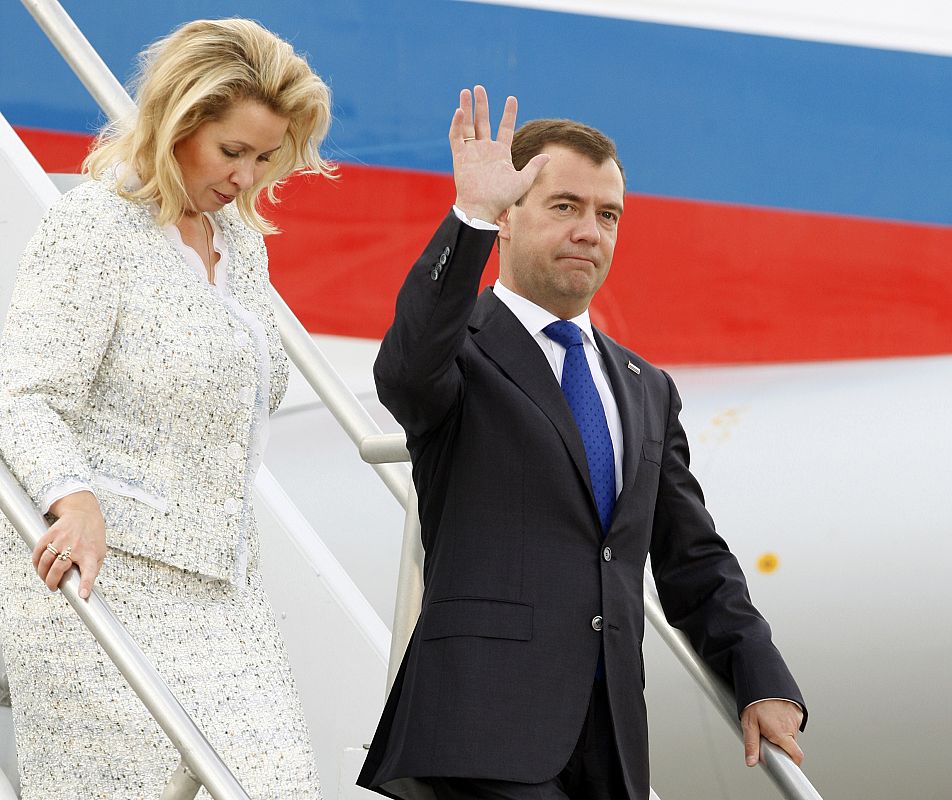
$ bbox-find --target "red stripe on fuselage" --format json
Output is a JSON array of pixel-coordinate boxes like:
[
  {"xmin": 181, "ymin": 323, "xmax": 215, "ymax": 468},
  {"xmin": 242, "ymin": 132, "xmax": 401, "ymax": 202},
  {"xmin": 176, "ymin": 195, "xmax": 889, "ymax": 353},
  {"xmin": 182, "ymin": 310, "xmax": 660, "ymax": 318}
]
[
  {"xmin": 18, "ymin": 127, "xmax": 952, "ymax": 364},
  {"xmin": 16, "ymin": 126, "xmax": 92, "ymax": 173}
]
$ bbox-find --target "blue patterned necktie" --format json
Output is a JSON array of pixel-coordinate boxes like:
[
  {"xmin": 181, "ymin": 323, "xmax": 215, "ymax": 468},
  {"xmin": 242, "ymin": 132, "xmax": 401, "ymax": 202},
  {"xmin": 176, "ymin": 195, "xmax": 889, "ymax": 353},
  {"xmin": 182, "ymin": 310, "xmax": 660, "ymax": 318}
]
[{"xmin": 543, "ymin": 320, "xmax": 616, "ymax": 536}]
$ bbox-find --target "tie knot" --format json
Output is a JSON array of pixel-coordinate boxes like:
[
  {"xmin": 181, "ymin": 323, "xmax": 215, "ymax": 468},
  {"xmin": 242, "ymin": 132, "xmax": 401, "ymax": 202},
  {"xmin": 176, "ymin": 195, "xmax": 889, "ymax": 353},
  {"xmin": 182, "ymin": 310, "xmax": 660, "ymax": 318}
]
[{"xmin": 543, "ymin": 320, "xmax": 583, "ymax": 350}]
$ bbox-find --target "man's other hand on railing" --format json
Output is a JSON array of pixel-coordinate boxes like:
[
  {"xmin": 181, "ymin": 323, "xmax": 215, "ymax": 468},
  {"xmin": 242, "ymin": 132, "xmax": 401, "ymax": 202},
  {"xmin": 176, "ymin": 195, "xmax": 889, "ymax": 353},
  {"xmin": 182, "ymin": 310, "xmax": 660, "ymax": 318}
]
[{"xmin": 741, "ymin": 699, "xmax": 805, "ymax": 768}]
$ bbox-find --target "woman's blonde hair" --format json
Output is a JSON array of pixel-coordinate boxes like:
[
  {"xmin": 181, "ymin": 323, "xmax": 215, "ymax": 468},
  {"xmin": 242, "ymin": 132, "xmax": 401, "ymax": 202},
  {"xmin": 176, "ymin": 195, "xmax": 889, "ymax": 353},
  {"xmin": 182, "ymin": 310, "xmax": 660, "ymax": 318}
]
[{"xmin": 85, "ymin": 18, "xmax": 334, "ymax": 233}]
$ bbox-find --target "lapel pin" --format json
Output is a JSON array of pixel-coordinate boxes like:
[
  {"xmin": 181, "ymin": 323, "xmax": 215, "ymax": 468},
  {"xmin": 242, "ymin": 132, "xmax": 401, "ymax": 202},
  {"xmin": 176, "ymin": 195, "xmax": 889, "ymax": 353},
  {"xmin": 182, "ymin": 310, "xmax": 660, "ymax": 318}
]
[{"xmin": 627, "ymin": 360, "xmax": 641, "ymax": 375}]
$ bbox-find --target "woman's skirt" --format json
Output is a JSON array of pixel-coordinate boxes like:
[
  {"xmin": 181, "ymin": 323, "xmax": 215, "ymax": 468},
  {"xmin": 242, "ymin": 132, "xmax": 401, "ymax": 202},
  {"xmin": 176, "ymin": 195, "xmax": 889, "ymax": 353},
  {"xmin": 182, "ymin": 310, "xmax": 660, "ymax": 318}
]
[{"xmin": 0, "ymin": 526, "xmax": 321, "ymax": 799}]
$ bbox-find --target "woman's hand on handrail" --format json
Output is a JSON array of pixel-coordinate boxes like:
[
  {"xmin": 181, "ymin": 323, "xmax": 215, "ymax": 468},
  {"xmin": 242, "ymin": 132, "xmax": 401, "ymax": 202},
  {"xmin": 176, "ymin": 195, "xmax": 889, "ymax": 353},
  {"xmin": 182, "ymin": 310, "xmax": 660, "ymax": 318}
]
[{"xmin": 33, "ymin": 491, "xmax": 106, "ymax": 599}]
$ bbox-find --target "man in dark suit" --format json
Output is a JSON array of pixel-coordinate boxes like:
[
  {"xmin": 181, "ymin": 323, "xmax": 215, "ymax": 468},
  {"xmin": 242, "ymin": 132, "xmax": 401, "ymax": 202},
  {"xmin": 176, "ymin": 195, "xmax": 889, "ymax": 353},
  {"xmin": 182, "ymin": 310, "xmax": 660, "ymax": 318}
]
[{"xmin": 358, "ymin": 86, "xmax": 806, "ymax": 800}]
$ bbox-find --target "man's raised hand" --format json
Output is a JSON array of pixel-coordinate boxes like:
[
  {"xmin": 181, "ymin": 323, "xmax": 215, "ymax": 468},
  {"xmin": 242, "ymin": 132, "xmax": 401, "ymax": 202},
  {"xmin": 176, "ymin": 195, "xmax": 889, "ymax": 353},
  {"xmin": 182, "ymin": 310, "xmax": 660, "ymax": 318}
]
[{"xmin": 450, "ymin": 85, "xmax": 550, "ymax": 224}]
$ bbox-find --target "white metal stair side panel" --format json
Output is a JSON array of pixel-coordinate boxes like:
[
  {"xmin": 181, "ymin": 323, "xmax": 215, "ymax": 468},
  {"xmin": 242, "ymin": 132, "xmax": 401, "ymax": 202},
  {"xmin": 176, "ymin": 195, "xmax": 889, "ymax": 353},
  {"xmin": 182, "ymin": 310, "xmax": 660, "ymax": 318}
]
[
  {"xmin": 0, "ymin": 111, "xmax": 60, "ymax": 329},
  {"xmin": 0, "ymin": 760, "xmax": 17, "ymax": 800},
  {"xmin": 0, "ymin": 655, "xmax": 17, "ymax": 798}
]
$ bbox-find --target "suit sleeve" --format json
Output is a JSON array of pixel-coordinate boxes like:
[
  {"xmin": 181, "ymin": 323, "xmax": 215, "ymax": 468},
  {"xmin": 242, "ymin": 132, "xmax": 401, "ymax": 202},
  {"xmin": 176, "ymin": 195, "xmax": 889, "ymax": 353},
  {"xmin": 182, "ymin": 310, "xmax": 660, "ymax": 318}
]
[
  {"xmin": 0, "ymin": 191, "xmax": 123, "ymax": 510},
  {"xmin": 373, "ymin": 211, "xmax": 497, "ymax": 439},
  {"xmin": 649, "ymin": 370, "xmax": 807, "ymax": 728}
]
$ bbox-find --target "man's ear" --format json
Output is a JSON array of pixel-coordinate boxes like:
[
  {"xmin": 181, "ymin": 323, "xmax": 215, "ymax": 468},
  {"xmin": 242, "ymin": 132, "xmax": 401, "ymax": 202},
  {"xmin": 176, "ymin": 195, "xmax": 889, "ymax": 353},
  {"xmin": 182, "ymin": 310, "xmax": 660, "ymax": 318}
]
[{"xmin": 496, "ymin": 207, "xmax": 512, "ymax": 241}]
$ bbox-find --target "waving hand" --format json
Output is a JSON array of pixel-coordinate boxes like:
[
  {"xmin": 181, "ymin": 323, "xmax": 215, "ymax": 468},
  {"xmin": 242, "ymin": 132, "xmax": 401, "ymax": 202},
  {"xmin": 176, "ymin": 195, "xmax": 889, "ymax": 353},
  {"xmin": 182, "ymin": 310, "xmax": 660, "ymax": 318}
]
[{"xmin": 450, "ymin": 85, "xmax": 549, "ymax": 224}]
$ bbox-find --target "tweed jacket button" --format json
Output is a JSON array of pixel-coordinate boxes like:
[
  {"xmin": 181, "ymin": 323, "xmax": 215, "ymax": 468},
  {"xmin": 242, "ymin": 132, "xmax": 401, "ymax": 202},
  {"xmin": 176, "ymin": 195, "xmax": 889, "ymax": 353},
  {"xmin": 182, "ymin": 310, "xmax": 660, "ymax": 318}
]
[
  {"xmin": 591, "ymin": 615, "xmax": 603, "ymax": 632},
  {"xmin": 234, "ymin": 329, "xmax": 250, "ymax": 347},
  {"xmin": 223, "ymin": 497, "xmax": 241, "ymax": 515},
  {"xmin": 603, "ymin": 546, "xmax": 613, "ymax": 562},
  {"xmin": 226, "ymin": 442, "xmax": 243, "ymax": 460},
  {"xmin": 238, "ymin": 386, "xmax": 255, "ymax": 405}
]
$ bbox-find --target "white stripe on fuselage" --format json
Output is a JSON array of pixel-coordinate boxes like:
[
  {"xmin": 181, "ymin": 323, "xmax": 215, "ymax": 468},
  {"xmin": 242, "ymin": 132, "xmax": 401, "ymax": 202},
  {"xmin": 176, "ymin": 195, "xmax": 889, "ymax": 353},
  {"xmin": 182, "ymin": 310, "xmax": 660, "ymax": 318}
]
[{"xmin": 456, "ymin": 0, "xmax": 952, "ymax": 57}]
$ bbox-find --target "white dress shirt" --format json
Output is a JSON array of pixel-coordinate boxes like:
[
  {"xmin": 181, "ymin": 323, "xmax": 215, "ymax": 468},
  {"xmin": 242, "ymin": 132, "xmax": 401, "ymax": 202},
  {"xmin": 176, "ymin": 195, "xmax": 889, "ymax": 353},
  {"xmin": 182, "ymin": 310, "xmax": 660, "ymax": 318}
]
[{"xmin": 491, "ymin": 280, "xmax": 625, "ymax": 499}]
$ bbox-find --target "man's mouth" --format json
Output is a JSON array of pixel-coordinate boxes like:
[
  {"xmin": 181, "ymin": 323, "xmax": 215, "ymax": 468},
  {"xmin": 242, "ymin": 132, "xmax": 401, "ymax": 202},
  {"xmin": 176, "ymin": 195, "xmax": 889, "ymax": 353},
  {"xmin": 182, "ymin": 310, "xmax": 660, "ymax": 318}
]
[{"xmin": 558, "ymin": 255, "xmax": 596, "ymax": 267}]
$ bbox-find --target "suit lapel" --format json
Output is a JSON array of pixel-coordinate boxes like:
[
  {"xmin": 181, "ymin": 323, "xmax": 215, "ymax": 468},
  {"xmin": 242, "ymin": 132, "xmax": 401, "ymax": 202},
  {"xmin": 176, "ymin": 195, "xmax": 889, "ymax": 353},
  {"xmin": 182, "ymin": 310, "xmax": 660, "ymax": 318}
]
[
  {"xmin": 469, "ymin": 290, "xmax": 597, "ymax": 507},
  {"xmin": 593, "ymin": 328, "xmax": 645, "ymax": 529}
]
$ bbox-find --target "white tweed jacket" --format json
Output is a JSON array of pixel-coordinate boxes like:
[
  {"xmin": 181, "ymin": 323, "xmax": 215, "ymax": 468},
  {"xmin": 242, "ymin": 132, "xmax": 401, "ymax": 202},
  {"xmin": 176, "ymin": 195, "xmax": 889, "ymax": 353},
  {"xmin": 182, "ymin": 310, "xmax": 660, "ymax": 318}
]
[{"xmin": 0, "ymin": 176, "xmax": 289, "ymax": 582}]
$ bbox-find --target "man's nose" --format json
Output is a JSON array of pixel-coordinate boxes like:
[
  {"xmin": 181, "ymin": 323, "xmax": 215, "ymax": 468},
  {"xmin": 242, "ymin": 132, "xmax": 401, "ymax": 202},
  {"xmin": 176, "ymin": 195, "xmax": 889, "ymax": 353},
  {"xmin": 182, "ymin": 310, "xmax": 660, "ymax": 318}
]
[{"xmin": 571, "ymin": 212, "xmax": 601, "ymax": 244}]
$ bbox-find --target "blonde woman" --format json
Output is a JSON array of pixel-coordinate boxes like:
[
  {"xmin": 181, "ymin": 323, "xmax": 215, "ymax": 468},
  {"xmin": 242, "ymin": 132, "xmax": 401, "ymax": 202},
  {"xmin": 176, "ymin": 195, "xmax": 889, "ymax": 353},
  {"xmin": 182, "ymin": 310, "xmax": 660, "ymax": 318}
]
[{"xmin": 0, "ymin": 19, "xmax": 332, "ymax": 798}]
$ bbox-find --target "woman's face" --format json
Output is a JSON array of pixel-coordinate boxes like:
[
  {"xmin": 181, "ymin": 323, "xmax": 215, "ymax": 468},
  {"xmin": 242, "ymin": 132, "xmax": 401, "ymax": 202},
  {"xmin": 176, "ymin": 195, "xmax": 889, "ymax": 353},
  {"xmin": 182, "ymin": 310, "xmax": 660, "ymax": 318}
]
[{"xmin": 174, "ymin": 99, "xmax": 290, "ymax": 213}]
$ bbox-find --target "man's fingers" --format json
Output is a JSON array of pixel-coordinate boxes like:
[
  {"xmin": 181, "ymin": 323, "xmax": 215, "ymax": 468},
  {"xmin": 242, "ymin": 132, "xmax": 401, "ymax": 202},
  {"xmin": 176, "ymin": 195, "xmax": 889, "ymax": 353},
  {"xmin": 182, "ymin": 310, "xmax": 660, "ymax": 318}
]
[
  {"xmin": 473, "ymin": 85, "xmax": 491, "ymax": 140},
  {"xmin": 448, "ymin": 107, "xmax": 466, "ymax": 145},
  {"xmin": 742, "ymin": 715, "xmax": 761, "ymax": 767},
  {"xmin": 741, "ymin": 699, "xmax": 804, "ymax": 769},
  {"xmin": 458, "ymin": 88, "xmax": 474, "ymax": 138},
  {"xmin": 770, "ymin": 734, "xmax": 804, "ymax": 766},
  {"xmin": 496, "ymin": 95, "xmax": 519, "ymax": 147},
  {"xmin": 519, "ymin": 152, "xmax": 550, "ymax": 184}
]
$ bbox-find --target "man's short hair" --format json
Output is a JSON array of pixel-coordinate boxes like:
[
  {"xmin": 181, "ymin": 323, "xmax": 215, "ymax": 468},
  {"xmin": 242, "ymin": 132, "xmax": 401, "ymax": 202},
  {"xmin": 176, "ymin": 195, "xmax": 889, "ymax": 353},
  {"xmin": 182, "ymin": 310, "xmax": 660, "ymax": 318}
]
[{"xmin": 511, "ymin": 119, "xmax": 626, "ymax": 199}]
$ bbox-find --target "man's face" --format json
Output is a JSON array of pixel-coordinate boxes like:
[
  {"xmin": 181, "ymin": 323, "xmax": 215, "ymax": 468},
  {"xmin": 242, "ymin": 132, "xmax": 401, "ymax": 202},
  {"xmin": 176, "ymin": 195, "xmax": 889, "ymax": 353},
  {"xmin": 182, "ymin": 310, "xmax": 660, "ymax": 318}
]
[{"xmin": 498, "ymin": 144, "xmax": 625, "ymax": 319}]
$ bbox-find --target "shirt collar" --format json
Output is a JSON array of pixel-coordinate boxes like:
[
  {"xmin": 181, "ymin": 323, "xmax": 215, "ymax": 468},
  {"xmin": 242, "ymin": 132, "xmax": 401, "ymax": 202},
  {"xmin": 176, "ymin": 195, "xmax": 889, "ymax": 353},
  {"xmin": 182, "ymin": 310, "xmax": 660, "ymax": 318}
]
[{"xmin": 492, "ymin": 279, "xmax": 600, "ymax": 351}]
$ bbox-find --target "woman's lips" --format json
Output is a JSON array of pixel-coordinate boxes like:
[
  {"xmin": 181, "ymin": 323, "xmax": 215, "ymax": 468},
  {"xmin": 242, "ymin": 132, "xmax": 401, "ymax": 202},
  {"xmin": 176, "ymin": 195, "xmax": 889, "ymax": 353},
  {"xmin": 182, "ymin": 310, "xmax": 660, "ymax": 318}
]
[{"xmin": 213, "ymin": 190, "xmax": 235, "ymax": 204}]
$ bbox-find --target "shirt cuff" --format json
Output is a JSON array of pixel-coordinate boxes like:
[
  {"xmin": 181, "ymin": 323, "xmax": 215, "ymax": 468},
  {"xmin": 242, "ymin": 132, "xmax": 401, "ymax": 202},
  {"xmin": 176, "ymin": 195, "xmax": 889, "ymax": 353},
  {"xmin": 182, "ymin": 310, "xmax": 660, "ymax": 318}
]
[
  {"xmin": 743, "ymin": 697, "xmax": 804, "ymax": 715},
  {"xmin": 40, "ymin": 481, "xmax": 98, "ymax": 515},
  {"xmin": 452, "ymin": 205, "xmax": 499, "ymax": 231}
]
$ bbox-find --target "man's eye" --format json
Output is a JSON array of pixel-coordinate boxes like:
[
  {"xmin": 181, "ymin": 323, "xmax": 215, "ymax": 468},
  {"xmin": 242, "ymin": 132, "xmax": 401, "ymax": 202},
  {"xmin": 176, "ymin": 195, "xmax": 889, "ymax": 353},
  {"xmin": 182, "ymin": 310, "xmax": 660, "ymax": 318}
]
[
  {"xmin": 602, "ymin": 211, "xmax": 618, "ymax": 222},
  {"xmin": 556, "ymin": 203, "xmax": 572, "ymax": 212}
]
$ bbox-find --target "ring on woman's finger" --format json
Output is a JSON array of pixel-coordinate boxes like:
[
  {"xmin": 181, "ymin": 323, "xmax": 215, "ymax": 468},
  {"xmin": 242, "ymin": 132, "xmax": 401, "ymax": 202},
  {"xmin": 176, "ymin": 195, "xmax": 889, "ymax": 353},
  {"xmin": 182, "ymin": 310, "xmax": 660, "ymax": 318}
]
[
  {"xmin": 56, "ymin": 546, "xmax": 73, "ymax": 562},
  {"xmin": 462, "ymin": 136, "xmax": 476, "ymax": 142},
  {"xmin": 45, "ymin": 543, "xmax": 59, "ymax": 557}
]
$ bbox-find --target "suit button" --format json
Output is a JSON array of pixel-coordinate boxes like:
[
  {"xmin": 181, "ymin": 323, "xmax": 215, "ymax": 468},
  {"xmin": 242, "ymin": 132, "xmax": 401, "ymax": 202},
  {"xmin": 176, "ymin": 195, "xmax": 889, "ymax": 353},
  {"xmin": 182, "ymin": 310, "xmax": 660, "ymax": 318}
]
[
  {"xmin": 430, "ymin": 268, "xmax": 440, "ymax": 281},
  {"xmin": 442, "ymin": 246, "xmax": 451, "ymax": 257},
  {"xmin": 591, "ymin": 615, "xmax": 603, "ymax": 632},
  {"xmin": 603, "ymin": 546, "xmax": 612, "ymax": 562},
  {"xmin": 439, "ymin": 252, "xmax": 448, "ymax": 266}
]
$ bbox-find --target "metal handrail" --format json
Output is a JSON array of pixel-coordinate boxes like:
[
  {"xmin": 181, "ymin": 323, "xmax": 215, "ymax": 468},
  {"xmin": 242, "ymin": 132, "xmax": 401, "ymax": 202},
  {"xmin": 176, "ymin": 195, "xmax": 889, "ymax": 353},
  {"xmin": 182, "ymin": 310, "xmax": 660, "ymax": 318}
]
[
  {"xmin": 358, "ymin": 434, "xmax": 823, "ymax": 800},
  {"xmin": 642, "ymin": 573, "xmax": 821, "ymax": 799},
  {"xmin": 21, "ymin": 0, "xmax": 136, "ymax": 122},
  {"xmin": 0, "ymin": 462, "xmax": 250, "ymax": 800},
  {"xmin": 268, "ymin": 289, "xmax": 410, "ymax": 505},
  {"xmin": 386, "ymin": 480, "xmax": 423, "ymax": 689}
]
